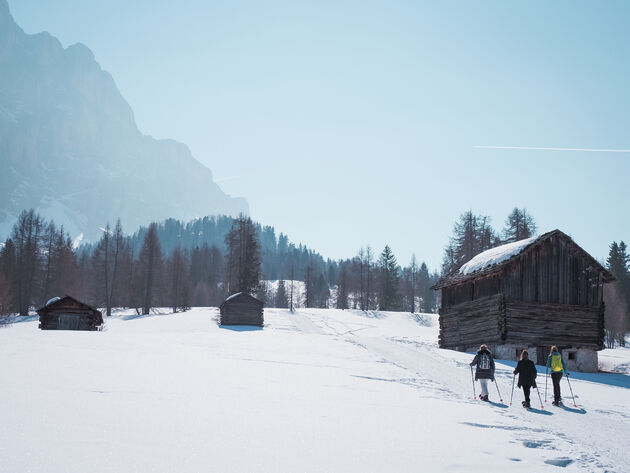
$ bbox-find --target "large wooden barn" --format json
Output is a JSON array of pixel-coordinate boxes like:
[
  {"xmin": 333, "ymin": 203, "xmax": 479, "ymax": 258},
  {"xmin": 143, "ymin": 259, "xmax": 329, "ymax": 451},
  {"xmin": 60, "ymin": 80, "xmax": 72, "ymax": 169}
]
[
  {"xmin": 219, "ymin": 292, "xmax": 264, "ymax": 327},
  {"xmin": 37, "ymin": 295, "xmax": 103, "ymax": 331},
  {"xmin": 433, "ymin": 230, "xmax": 615, "ymax": 372}
]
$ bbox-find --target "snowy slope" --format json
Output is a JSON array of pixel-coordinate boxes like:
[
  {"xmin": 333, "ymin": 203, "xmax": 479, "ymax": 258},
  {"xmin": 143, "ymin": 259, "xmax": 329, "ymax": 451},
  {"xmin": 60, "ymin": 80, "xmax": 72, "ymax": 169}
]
[{"xmin": 1, "ymin": 308, "xmax": 629, "ymax": 472}]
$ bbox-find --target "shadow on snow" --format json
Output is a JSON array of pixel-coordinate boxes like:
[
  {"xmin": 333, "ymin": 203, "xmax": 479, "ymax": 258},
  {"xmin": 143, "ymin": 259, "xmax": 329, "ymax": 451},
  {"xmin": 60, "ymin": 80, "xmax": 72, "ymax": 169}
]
[{"xmin": 219, "ymin": 325, "xmax": 263, "ymax": 332}]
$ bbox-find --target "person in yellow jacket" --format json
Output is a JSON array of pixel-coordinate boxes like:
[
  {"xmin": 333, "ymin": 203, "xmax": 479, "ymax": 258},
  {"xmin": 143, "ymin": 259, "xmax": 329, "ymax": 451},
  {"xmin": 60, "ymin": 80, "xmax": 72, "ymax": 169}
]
[{"xmin": 546, "ymin": 346, "xmax": 568, "ymax": 406}]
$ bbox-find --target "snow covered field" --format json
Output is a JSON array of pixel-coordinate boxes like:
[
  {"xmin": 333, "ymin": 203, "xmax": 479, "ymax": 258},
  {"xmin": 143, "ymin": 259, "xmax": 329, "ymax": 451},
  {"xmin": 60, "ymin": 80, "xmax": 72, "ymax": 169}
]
[{"xmin": 1, "ymin": 308, "xmax": 629, "ymax": 473}]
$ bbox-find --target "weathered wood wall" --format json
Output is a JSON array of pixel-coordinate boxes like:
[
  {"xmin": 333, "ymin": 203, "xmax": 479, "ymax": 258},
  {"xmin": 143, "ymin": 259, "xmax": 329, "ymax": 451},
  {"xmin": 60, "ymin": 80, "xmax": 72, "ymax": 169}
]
[
  {"xmin": 220, "ymin": 299, "xmax": 264, "ymax": 326},
  {"xmin": 501, "ymin": 235, "xmax": 602, "ymax": 307},
  {"xmin": 505, "ymin": 301, "xmax": 604, "ymax": 349},
  {"xmin": 439, "ymin": 295, "xmax": 505, "ymax": 349},
  {"xmin": 39, "ymin": 312, "xmax": 100, "ymax": 330}
]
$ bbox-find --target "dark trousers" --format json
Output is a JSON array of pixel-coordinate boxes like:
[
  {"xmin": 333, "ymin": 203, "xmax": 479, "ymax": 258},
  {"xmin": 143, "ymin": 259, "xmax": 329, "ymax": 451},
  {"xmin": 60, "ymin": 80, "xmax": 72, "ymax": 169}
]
[
  {"xmin": 522, "ymin": 385, "xmax": 531, "ymax": 404},
  {"xmin": 551, "ymin": 371, "xmax": 563, "ymax": 402}
]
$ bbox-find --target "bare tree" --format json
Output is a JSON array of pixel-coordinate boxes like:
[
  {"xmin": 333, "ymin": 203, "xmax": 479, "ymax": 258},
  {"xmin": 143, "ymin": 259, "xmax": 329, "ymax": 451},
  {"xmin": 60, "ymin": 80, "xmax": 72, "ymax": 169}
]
[
  {"xmin": 604, "ymin": 283, "xmax": 629, "ymax": 348},
  {"xmin": 407, "ymin": 254, "xmax": 418, "ymax": 313},
  {"xmin": 166, "ymin": 246, "xmax": 189, "ymax": 312},
  {"xmin": 11, "ymin": 210, "xmax": 44, "ymax": 315},
  {"xmin": 137, "ymin": 223, "xmax": 163, "ymax": 315}
]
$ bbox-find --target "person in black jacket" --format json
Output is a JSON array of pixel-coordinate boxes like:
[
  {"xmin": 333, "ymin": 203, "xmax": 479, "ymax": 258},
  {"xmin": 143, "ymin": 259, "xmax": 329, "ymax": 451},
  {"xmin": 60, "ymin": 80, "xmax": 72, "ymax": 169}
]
[
  {"xmin": 470, "ymin": 344, "xmax": 495, "ymax": 401},
  {"xmin": 513, "ymin": 349, "xmax": 537, "ymax": 408}
]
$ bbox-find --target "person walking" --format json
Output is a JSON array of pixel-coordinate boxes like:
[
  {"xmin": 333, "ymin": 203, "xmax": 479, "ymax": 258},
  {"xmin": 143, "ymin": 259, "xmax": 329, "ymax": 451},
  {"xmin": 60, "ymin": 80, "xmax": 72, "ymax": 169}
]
[
  {"xmin": 546, "ymin": 346, "xmax": 568, "ymax": 406},
  {"xmin": 513, "ymin": 349, "xmax": 537, "ymax": 408},
  {"xmin": 470, "ymin": 344, "xmax": 495, "ymax": 401}
]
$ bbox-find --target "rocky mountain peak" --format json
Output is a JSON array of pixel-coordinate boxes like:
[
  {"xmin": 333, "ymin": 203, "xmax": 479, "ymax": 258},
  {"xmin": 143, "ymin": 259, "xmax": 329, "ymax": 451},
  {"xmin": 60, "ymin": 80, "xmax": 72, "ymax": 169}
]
[{"xmin": 0, "ymin": 3, "xmax": 248, "ymax": 240}]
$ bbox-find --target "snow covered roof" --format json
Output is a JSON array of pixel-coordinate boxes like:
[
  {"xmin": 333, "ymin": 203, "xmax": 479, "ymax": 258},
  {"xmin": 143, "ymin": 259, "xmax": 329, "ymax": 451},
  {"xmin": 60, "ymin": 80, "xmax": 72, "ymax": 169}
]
[
  {"xmin": 433, "ymin": 229, "xmax": 614, "ymax": 289},
  {"xmin": 219, "ymin": 292, "xmax": 263, "ymax": 309},
  {"xmin": 225, "ymin": 292, "xmax": 243, "ymax": 302},
  {"xmin": 46, "ymin": 296, "xmax": 61, "ymax": 306},
  {"xmin": 459, "ymin": 236, "xmax": 539, "ymax": 276},
  {"xmin": 36, "ymin": 295, "xmax": 101, "ymax": 315}
]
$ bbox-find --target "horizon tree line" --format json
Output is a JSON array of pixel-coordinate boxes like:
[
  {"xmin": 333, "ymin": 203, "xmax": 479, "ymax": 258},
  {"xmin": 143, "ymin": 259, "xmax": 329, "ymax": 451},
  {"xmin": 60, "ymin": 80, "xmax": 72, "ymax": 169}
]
[{"xmin": 1, "ymin": 207, "xmax": 628, "ymax": 344}]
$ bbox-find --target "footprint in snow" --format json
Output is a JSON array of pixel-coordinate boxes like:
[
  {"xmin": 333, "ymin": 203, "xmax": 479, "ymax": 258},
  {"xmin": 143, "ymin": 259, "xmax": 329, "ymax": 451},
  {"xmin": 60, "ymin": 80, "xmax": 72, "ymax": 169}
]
[
  {"xmin": 544, "ymin": 457, "xmax": 574, "ymax": 467},
  {"xmin": 522, "ymin": 439, "xmax": 554, "ymax": 449}
]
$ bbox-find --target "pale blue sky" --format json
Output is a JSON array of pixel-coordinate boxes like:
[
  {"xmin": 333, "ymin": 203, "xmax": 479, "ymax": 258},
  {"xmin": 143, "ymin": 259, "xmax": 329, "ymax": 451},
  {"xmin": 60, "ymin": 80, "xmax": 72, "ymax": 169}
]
[{"xmin": 9, "ymin": 1, "xmax": 630, "ymax": 269}]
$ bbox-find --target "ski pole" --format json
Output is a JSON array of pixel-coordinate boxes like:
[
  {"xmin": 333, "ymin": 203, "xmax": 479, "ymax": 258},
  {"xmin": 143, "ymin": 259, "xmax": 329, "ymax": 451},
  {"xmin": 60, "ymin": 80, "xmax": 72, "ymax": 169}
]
[
  {"xmin": 545, "ymin": 367, "xmax": 548, "ymax": 403},
  {"xmin": 535, "ymin": 386, "xmax": 544, "ymax": 409},
  {"xmin": 494, "ymin": 378, "xmax": 503, "ymax": 403},
  {"xmin": 565, "ymin": 373, "xmax": 577, "ymax": 408},
  {"xmin": 470, "ymin": 366, "xmax": 477, "ymax": 400},
  {"xmin": 509, "ymin": 373, "xmax": 516, "ymax": 406}
]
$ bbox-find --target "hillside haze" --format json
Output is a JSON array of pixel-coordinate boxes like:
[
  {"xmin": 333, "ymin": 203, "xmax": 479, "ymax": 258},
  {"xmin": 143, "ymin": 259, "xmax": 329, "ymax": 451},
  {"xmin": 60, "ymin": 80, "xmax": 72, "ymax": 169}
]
[{"xmin": 0, "ymin": 0, "xmax": 247, "ymax": 240}]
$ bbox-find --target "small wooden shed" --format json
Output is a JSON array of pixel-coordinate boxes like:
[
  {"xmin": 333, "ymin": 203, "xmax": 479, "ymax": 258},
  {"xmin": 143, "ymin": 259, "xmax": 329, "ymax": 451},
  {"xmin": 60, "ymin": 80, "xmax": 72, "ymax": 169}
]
[
  {"xmin": 219, "ymin": 292, "xmax": 264, "ymax": 327},
  {"xmin": 37, "ymin": 295, "xmax": 103, "ymax": 331},
  {"xmin": 433, "ymin": 230, "xmax": 615, "ymax": 372}
]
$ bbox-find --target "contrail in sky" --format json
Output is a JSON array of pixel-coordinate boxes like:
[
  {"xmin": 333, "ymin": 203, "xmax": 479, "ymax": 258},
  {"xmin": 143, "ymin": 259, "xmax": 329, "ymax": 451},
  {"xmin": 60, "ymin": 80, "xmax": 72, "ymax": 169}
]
[{"xmin": 473, "ymin": 145, "xmax": 630, "ymax": 153}]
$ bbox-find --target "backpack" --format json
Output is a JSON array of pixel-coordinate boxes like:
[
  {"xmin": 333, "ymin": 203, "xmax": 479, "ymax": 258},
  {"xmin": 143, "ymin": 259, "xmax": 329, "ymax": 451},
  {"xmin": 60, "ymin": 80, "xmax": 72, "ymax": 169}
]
[
  {"xmin": 479, "ymin": 353, "xmax": 491, "ymax": 370},
  {"xmin": 550, "ymin": 353, "xmax": 563, "ymax": 372}
]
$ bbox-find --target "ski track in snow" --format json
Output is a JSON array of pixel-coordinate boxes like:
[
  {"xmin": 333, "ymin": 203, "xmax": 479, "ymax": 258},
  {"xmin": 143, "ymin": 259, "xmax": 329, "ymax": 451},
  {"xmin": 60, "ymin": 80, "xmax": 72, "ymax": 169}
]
[{"xmin": 290, "ymin": 309, "xmax": 627, "ymax": 472}]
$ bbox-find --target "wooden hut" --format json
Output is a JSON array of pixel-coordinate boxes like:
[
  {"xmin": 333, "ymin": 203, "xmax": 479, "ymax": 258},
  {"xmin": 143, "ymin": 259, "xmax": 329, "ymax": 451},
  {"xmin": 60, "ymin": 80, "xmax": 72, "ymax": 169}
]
[
  {"xmin": 219, "ymin": 292, "xmax": 264, "ymax": 327},
  {"xmin": 37, "ymin": 295, "xmax": 103, "ymax": 331},
  {"xmin": 432, "ymin": 230, "xmax": 615, "ymax": 372}
]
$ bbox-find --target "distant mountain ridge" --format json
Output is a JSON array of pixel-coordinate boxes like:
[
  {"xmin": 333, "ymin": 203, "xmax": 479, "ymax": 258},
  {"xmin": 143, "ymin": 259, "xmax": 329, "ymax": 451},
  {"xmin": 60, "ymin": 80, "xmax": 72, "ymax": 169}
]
[{"xmin": 0, "ymin": 0, "xmax": 248, "ymax": 240}]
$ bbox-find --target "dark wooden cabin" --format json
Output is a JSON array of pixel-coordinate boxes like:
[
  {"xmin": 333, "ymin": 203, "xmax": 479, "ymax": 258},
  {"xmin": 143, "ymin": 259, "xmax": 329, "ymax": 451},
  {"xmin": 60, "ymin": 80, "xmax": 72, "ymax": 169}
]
[
  {"xmin": 219, "ymin": 292, "xmax": 264, "ymax": 327},
  {"xmin": 37, "ymin": 295, "xmax": 103, "ymax": 331},
  {"xmin": 433, "ymin": 230, "xmax": 615, "ymax": 372}
]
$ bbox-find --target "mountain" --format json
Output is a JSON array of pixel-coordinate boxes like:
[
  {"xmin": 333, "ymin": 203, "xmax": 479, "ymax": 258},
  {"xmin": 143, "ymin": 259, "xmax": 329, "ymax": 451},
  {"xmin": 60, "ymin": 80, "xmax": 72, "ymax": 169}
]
[{"xmin": 0, "ymin": 0, "xmax": 248, "ymax": 240}]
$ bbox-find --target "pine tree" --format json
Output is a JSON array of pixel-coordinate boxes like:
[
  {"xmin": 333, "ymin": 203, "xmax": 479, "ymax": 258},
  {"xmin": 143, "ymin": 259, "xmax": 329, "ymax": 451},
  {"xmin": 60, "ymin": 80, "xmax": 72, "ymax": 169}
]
[
  {"xmin": 275, "ymin": 280, "xmax": 288, "ymax": 308},
  {"xmin": 378, "ymin": 245, "xmax": 400, "ymax": 311},
  {"xmin": 304, "ymin": 263, "xmax": 314, "ymax": 308},
  {"xmin": 503, "ymin": 208, "xmax": 537, "ymax": 243},
  {"xmin": 442, "ymin": 211, "xmax": 498, "ymax": 275},
  {"xmin": 315, "ymin": 273, "xmax": 330, "ymax": 308},
  {"xmin": 225, "ymin": 216, "xmax": 261, "ymax": 296},
  {"xmin": 607, "ymin": 241, "xmax": 630, "ymax": 322},
  {"xmin": 336, "ymin": 265, "xmax": 349, "ymax": 309}
]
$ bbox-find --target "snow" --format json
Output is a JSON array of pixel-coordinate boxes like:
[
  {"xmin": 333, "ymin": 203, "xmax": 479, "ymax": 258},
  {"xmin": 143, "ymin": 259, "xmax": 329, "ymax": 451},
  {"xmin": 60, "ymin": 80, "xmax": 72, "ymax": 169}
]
[
  {"xmin": 1, "ymin": 308, "xmax": 629, "ymax": 472},
  {"xmin": 224, "ymin": 292, "xmax": 242, "ymax": 302},
  {"xmin": 460, "ymin": 236, "xmax": 539, "ymax": 275},
  {"xmin": 45, "ymin": 296, "xmax": 61, "ymax": 306}
]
